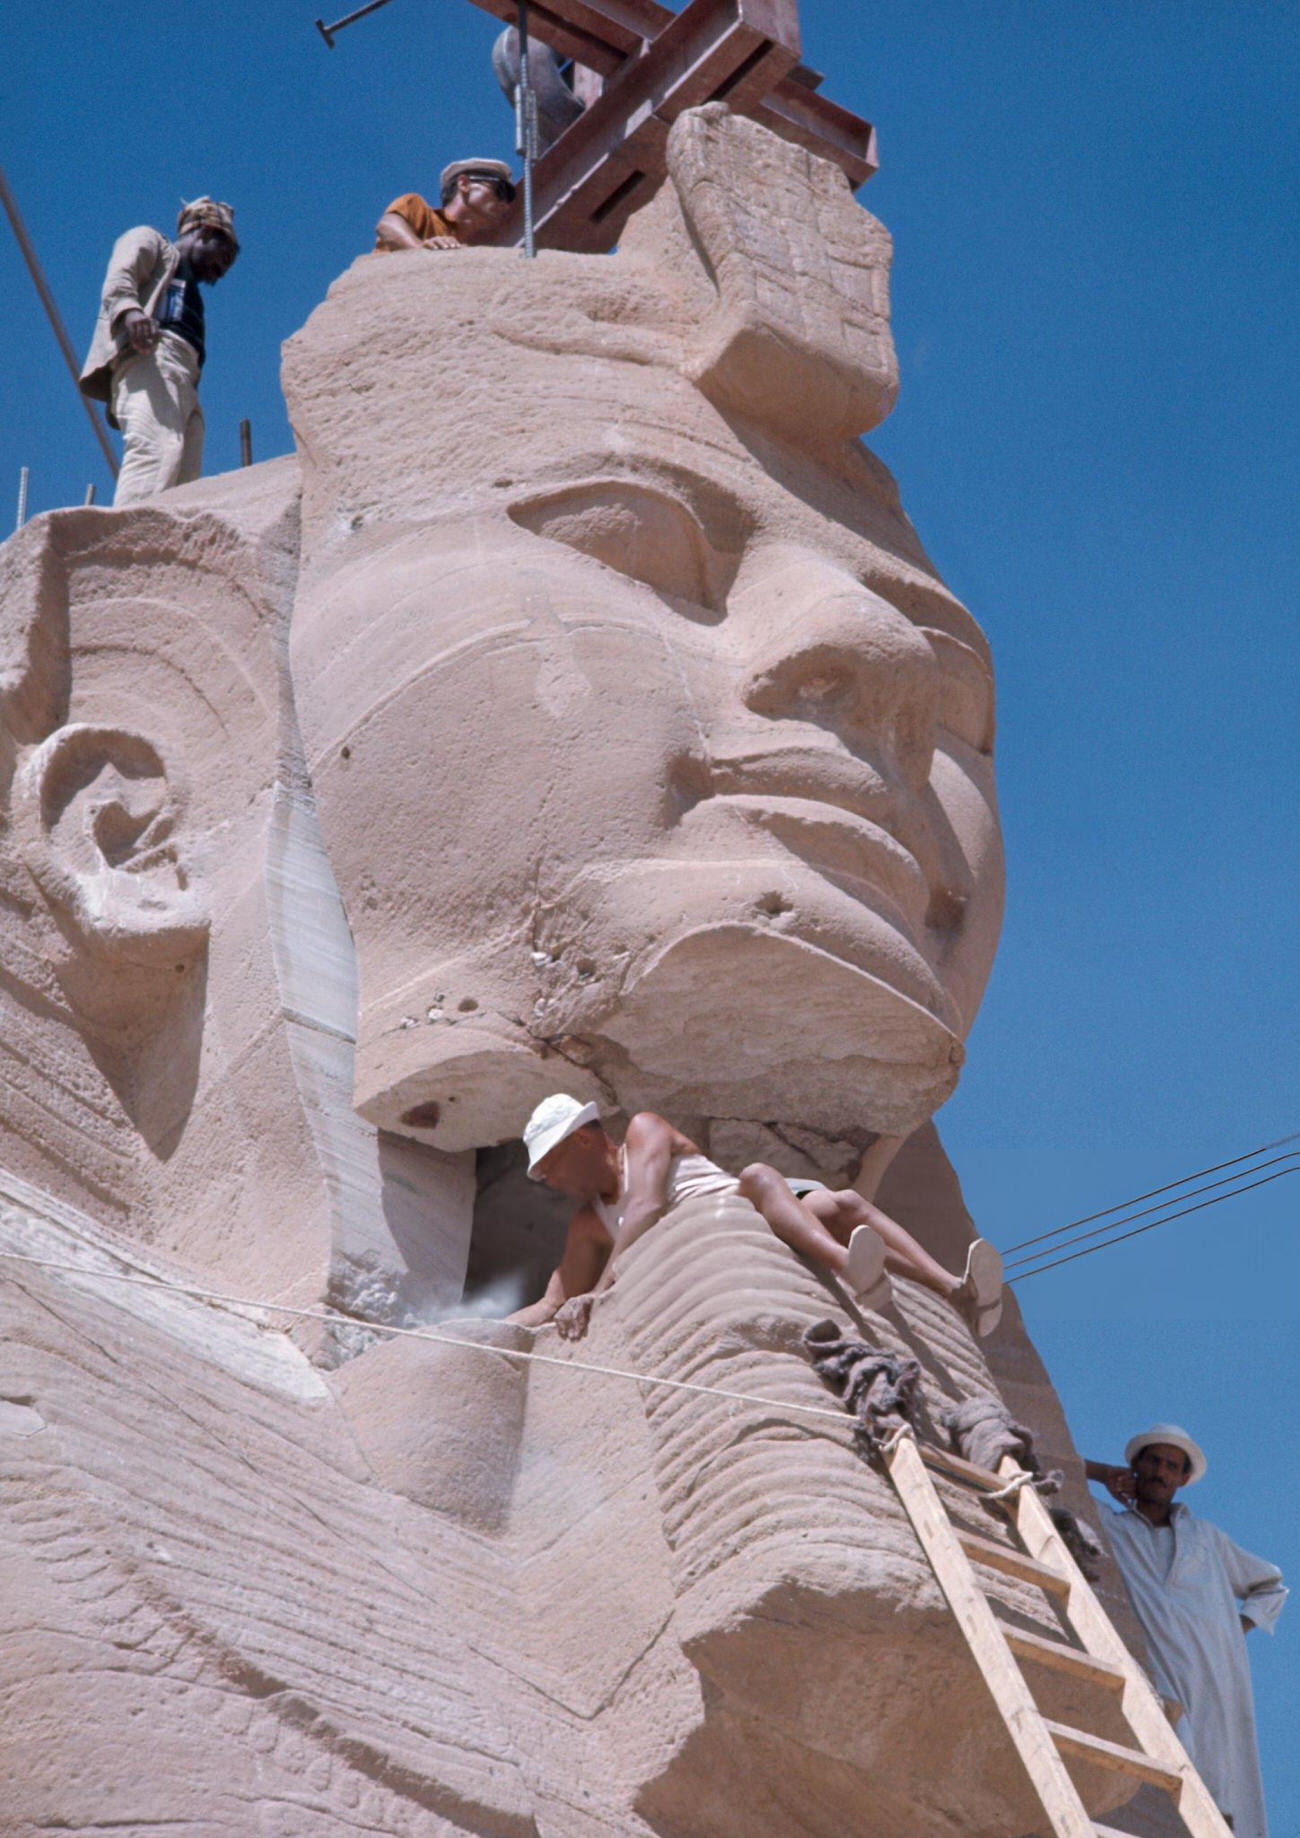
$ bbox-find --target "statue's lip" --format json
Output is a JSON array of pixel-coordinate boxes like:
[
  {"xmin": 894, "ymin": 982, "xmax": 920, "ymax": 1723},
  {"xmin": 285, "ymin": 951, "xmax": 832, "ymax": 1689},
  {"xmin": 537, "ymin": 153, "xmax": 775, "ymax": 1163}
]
[{"xmin": 680, "ymin": 757, "xmax": 932, "ymax": 935}]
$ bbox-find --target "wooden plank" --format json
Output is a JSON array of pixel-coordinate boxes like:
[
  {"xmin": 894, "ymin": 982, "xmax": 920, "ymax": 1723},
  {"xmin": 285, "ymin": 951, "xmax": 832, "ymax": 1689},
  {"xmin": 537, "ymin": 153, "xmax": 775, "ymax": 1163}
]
[
  {"xmin": 1003, "ymin": 1627, "xmax": 1127, "ymax": 1694},
  {"xmin": 919, "ymin": 1440, "xmax": 1008, "ymax": 1494},
  {"xmin": 1044, "ymin": 1722, "xmax": 1183, "ymax": 1795},
  {"xmin": 957, "ymin": 1528, "xmax": 1072, "ymax": 1599},
  {"xmin": 887, "ymin": 1435, "xmax": 1098, "ymax": 1838},
  {"xmin": 1003, "ymin": 1459, "xmax": 1234, "ymax": 1838}
]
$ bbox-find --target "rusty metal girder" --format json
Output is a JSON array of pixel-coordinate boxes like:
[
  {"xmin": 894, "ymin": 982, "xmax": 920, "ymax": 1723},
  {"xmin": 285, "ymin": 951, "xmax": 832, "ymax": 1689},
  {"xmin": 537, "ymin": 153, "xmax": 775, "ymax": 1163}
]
[{"xmin": 468, "ymin": 0, "xmax": 876, "ymax": 254}]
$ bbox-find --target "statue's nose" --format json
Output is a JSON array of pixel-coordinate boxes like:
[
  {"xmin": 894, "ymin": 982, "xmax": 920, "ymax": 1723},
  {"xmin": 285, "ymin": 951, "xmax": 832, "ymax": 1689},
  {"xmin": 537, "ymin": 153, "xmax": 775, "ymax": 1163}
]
[{"xmin": 734, "ymin": 559, "xmax": 940, "ymax": 795}]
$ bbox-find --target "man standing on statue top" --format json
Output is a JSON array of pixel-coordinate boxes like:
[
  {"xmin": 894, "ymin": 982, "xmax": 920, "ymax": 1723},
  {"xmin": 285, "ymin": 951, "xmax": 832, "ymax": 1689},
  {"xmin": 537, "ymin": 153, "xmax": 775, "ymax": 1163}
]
[{"xmin": 79, "ymin": 197, "xmax": 239, "ymax": 507}]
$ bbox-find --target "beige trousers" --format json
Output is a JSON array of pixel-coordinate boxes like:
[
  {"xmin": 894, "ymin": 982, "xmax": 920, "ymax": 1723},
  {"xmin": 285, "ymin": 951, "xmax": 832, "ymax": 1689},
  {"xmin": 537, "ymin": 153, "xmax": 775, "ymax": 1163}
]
[{"xmin": 111, "ymin": 331, "xmax": 204, "ymax": 506}]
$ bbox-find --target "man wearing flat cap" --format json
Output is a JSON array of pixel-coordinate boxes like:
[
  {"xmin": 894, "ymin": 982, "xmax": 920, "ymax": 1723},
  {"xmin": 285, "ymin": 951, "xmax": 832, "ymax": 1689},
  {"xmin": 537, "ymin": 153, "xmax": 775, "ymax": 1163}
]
[
  {"xmin": 374, "ymin": 159, "xmax": 515, "ymax": 252},
  {"xmin": 1088, "ymin": 1425, "xmax": 1286, "ymax": 1836},
  {"xmin": 80, "ymin": 198, "xmax": 240, "ymax": 506}
]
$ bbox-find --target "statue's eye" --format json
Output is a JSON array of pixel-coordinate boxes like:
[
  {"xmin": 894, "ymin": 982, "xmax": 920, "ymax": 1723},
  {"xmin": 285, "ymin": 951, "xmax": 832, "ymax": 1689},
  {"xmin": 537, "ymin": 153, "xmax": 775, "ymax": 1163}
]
[
  {"xmin": 922, "ymin": 628, "xmax": 995, "ymax": 755},
  {"xmin": 508, "ymin": 482, "xmax": 739, "ymax": 615}
]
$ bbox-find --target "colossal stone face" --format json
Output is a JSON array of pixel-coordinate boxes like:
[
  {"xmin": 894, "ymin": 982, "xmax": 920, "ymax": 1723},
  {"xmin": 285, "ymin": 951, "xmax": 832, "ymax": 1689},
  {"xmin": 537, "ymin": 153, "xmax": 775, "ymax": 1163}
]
[{"xmin": 286, "ymin": 108, "xmax": 1004, "ymax": 1154}]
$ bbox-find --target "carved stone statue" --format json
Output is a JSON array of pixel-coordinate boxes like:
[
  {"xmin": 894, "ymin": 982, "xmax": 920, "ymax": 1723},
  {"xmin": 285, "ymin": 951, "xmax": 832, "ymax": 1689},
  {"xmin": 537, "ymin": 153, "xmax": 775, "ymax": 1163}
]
[
  {"xmin": 0, "ymin": 107, "xmax": 1151, "ymax": 1837},
  {"xmin": 285, "ymin": 105, "xmax": 1002, "ymax": 1175}
]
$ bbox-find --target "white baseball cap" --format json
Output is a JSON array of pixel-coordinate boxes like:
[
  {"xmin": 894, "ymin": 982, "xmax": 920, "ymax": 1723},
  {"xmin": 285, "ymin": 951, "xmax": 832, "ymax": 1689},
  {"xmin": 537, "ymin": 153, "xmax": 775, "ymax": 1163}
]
[
  {"xmin": 1124, "ymin": 1423, "xmax": 1207, "ymax": 1485},
  {"xmin": 523, "ymin": 1093, "xmax": 601, "ymax": 1179}
]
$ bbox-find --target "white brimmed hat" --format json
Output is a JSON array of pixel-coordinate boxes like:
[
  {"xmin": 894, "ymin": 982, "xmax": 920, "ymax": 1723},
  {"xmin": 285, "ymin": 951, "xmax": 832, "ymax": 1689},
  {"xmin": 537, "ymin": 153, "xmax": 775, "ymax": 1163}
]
[
  {"xmin": 523, "ymin": 1093, "xmax": 600, "ymax": 1179},
  {"xmin": 440, "ymin": 157, "xmax": 515, "ymax": 194},
  {"xmin": 1125, "ymin": 1423, "xmax": 1207, "ymax": 1485}
]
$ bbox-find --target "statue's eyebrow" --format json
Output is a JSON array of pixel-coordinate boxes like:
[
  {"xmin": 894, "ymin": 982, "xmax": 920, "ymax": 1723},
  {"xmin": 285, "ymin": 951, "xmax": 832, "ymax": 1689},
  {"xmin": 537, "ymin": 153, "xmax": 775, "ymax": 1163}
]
[
  {"xmin": 508, "ymin": 467, "xmax": 751, "ymax": 551},
  {"xmin": 506, "ymin": 475, "xmax": 749, "ymax": 615}
]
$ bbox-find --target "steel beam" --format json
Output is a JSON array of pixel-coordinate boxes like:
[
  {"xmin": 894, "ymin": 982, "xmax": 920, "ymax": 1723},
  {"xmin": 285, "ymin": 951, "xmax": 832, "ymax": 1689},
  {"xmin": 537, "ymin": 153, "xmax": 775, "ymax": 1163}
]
[{"xmin": 464, "ymin": 0, "xmax": 874, "ymax": 251}]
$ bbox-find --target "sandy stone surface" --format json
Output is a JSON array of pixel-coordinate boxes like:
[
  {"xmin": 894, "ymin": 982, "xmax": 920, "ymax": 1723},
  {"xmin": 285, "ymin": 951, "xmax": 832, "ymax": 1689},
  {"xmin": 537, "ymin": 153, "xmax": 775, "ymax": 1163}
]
[
  {"xmin": 0, "ymin": 106, "xmax": 1163, "ymax": 1834},
  {"xmin": 2, "ymin": 1168, "xmax": 1138, "ymax": 1836},
  {"xmin": 284, "ymin": 105, "xmax": 1002, "ymax": 1160}
]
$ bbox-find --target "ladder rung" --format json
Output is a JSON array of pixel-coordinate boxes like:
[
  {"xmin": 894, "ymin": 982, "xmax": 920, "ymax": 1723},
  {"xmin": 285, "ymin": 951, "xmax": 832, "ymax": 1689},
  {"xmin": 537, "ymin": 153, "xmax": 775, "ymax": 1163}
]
[
  {"xmin": 1003, "ymin": 1626, "xmax": 1127, "ymax": 1692},
  {"xmin": 919, "ymin": 1440, "xmax": 1008, "ymax": 1492},
  {"xmin": 1093, "ymin": 1827, "xmax": 1139, "ymax": 1837},
  {"xmin": 1044, "ymin": 1720, "xmax": 1184, "ymax": 1795},
  {"xmin": 957, "ymin": 1529, "xmax": 1071, "ymax": 1598}
]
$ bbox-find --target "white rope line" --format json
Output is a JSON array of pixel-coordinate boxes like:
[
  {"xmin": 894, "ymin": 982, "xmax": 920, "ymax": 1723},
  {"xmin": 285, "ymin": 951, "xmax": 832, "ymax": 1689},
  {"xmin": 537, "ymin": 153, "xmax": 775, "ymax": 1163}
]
[
  {"xmin": 982, "ymin": 1466, "xmax": 1038, "ymax": 1502},
  {"xmin": 0, "ymin": 1246, "xmax": 860, "ymax": 1429}
]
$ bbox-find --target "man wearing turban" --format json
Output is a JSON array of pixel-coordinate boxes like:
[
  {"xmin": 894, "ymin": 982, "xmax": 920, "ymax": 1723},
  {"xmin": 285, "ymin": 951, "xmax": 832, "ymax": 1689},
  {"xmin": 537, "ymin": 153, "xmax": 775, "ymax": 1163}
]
[{"xmin": 80, "ymin": 196, "xmax": 239, "ymax": 505}]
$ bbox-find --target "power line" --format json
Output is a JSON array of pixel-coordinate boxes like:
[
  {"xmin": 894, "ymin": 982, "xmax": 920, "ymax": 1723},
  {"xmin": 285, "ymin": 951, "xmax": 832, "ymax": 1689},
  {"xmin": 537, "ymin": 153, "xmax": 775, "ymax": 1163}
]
[
  {"xmin": 1003, "ymin": 1150, "xmax": 1300, "ymax": 1273},
  {"xmin": 1002, "ymin": 1128, "xmax": 1300, "ymax": 1256},
  {"xmin": 1007, "ymin": 1164, "xmax": 1298, "ymax": 1284}
]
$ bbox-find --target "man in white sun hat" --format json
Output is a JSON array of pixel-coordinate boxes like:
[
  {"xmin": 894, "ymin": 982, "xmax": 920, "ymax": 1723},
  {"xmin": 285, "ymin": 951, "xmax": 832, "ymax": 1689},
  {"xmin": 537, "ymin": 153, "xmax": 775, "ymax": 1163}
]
[
  {"xmin": 507, "ymin": 1092, "xmax": 1003, "ymax": 1342},
  {"xmin": 1088, "ymin": 1426, "xmax": 1286, "ymax": 1836}
]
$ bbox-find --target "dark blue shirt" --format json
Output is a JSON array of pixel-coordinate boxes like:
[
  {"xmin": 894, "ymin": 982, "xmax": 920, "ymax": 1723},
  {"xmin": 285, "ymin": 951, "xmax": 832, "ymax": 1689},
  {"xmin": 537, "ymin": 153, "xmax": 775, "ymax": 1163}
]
[{"xmin": 155, "ymin": 260, "xmax": 205, "ymax": 367}]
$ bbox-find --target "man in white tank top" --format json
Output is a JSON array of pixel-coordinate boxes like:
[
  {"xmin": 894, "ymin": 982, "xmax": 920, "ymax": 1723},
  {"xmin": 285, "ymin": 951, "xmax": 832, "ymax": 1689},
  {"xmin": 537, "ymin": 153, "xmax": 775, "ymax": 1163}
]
[{"xmin": 509, "ymin": 1094, "xmax": 1002, "ymax": 1342}]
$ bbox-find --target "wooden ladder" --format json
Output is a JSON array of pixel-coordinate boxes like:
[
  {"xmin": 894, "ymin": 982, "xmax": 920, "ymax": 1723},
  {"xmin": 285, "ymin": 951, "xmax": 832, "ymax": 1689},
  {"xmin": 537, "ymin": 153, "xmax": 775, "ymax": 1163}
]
[{"xmin": 884, "ymin": 1431, "xmax": 1232, "ymax": 1838}]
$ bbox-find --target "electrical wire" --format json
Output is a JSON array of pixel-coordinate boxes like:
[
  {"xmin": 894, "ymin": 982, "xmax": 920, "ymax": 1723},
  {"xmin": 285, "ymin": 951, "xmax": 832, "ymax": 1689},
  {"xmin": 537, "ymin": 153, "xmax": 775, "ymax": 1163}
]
[
  {"xmin": 1003, "ymin": 1150, "xmax": 1300, "ymax": 1273},
  {"xmin": 1001, "ymin": 1127, "xmax": 1299, "ymax": 1257},
  {"xmin": 1006, "ymin": 1164, "xmax": 1298, "ymax": 1284}
]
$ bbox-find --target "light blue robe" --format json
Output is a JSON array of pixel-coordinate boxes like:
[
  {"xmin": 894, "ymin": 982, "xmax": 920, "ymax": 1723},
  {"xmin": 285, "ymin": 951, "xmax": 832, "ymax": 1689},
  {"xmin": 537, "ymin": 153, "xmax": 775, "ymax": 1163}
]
[{"xmin": 1108, "ymin": 1502, "xmax": 1285, "ymax": 1838}]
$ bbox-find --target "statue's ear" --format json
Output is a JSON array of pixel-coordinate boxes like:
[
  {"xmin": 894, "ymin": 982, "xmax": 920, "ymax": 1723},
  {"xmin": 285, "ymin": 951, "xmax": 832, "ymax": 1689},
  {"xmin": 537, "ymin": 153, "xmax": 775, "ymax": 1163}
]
[{"xmin": 12, "ymin": 723, "xmax": 208, "ymax": 967}]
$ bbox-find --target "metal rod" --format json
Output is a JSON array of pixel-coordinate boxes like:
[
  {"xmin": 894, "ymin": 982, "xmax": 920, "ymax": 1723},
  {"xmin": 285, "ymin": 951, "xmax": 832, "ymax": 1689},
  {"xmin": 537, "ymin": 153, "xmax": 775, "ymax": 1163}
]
[
  {"xmin": 0, "ymin": 165, "xmax": 120, "ymax": 481},
  {"xmin": 315, "ymin": 0, "xmax": 397, "ymax": 48},
  {"xmin": 16, "ymin": 467, "xmax": 29, "ymax": 532},
  {"xmin": 239, "ymin": 419, "xmax": 253, "ymax": 468},
  {"xmin": 83, "ymin": 483, "xmax": 96, "ymax": 505},
  {"xmin": 517, "ymin": 0, "xmax": 537, "ymax": 257}
]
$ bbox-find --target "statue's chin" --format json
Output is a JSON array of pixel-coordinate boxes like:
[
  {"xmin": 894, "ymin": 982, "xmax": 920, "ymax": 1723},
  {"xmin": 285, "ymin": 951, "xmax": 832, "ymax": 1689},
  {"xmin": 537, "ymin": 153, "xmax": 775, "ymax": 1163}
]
[
  {"xmin": 603, "ymin": 922, "xmax": 964, "ymax": 1138},
  {"xmin": 353, "ymin": 920, "xmax": 963, "ymax": 1153}
]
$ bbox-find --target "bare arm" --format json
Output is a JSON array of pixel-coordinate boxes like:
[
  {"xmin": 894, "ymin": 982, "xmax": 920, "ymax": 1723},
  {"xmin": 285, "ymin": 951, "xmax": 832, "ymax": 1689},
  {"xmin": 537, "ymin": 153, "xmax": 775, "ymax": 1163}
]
[
  {"xmin": 509, "ymin": 1206, "xmax": 610, "ymax": 1329},
  {"xmin": 591, "ymin": 1111, "xmax": 678, "ymax": 1293}
]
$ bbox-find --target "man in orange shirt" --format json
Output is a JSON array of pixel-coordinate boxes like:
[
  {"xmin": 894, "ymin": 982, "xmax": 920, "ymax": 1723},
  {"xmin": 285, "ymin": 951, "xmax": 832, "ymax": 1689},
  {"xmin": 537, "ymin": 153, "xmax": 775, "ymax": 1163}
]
[{"xmin": 375, "ymin": 158, "xmax": 515, "ymax": 252}]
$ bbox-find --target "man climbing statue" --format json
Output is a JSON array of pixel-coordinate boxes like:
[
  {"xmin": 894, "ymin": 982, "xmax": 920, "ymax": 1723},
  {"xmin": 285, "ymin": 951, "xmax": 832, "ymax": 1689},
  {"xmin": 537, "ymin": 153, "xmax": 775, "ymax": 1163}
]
[
  {"xmin": 509, "ymin": 1094, "xmax": 1003, "ymax": 1340},
  {"xmin": 80, "ymin": 197, "xmax": 239, "ymax": 506},
  {"xmin": 1088, "ymin": 1425, "xmax": 1286, "ymax": 1837}
]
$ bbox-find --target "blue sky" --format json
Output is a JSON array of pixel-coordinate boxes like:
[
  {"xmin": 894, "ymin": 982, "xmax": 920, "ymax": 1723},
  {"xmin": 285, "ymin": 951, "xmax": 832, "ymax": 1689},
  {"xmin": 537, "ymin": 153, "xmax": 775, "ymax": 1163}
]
[{"xmin": 5, "ymin": 1, "xmax": 1297, "ymax": 1824}]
